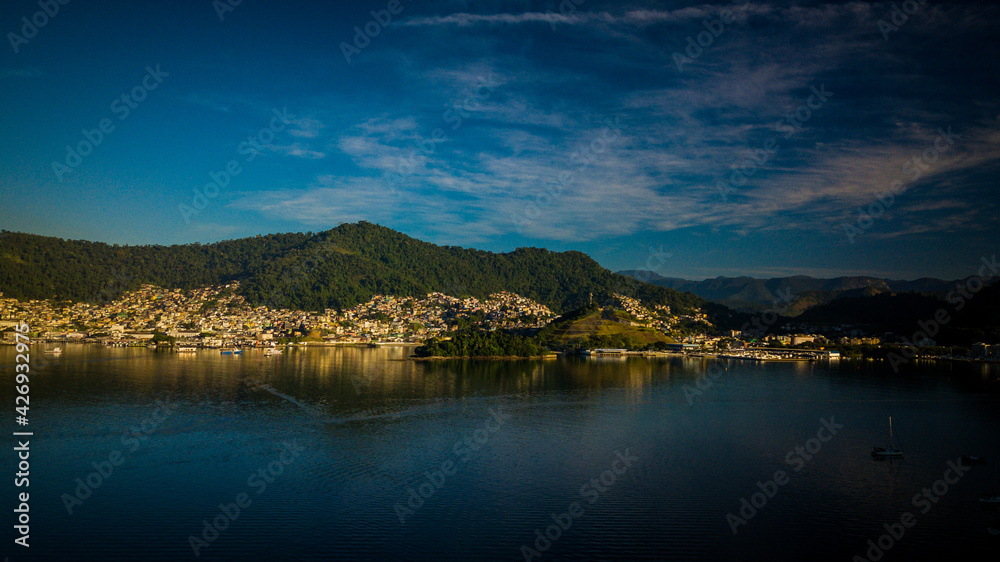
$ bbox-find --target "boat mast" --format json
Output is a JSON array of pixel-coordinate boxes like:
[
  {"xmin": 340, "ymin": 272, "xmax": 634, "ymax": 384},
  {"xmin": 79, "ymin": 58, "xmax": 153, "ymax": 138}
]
[{"xmin": 888, "ymin": 416, "xmax": 904, "ymax": 450}]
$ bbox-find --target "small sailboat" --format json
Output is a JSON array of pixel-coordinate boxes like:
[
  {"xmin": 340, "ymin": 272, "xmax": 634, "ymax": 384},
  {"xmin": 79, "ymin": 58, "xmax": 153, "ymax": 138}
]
[
  {"xmin": 871, "ymin": 416, "xmax": 904, "ymax": 459},
  {"xmin": 44, "ymin": 346, "xmax": 62, "ymax": 354},
  {"xmin": 220, "ymin": 348, "xmax": 244, "ymax": 355},
  {"xmin": 264, "ymin": 347, "xmax": 282, "ymax": 356}
]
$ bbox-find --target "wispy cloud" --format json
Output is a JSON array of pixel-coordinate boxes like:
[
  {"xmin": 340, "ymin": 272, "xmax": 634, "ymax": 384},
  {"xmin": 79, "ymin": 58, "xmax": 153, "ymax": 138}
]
[
  {"xmin": 213, "ymin": 1, "xmax": 1000, "ymax": 251},
  {"xmin": 270, "ymin": 143, "xmax": 327, "ymax": 160},
  {"xmin": 1, "ymin": 68, "xmax": 45, "ymax": 79},
  {"xmin": 287, "ymin": 117, "xmax": 325, "ymax": 139},
  {"xmin": 396, "ymin": 5, "xmax": 764, "ymax": 28}
]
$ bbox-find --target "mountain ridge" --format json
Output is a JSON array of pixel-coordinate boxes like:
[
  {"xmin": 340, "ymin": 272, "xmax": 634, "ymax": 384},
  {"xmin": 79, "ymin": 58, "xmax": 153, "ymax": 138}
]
[
  {"xmin": 0, "ymin": 223, "xmax": 709, "ymax": 316},
  {"xmin": 618, "ymin": 270, "xmax": 959, "ymax": 314}
]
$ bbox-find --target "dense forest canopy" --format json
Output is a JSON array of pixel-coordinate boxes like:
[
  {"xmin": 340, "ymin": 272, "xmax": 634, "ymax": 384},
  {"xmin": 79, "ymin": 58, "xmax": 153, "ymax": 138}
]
[
  {"xmin": 0, "ymin": 223, "xmax": 706, "ymax": 315},
  {"xmin": 414, "ymin": 329, "xmax": 545, "ymax": 358}
]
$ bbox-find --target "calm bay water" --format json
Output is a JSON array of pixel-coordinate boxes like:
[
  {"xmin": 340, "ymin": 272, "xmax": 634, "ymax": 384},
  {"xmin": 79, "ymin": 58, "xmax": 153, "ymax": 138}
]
[{"xmin": 3, "ymin": 344, "xmax": 999, "ymax": 561}]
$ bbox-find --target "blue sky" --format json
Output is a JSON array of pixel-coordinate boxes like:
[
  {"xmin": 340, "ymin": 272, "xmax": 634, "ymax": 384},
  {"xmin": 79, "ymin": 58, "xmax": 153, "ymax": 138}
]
[{"xmin": 1, "ymin": 0, "xmax": 998, "ymax": 280}]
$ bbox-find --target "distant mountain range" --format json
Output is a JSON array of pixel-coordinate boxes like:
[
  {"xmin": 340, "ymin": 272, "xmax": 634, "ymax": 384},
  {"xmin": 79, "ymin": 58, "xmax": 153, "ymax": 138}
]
[
  {"xmin": 0, "ymin": 223, "xmax": 710, "ymax": 316},
  {"xmin": 618, "ymin": 270, "xmax": 958, "ymax": 315},
  {"xmin": 783, "ymin": 283, "xmax": 1000, "ymax": 345},
  {"xmin": 619, "ymin": 269, "xmax": 1000, "ymax": 344}
]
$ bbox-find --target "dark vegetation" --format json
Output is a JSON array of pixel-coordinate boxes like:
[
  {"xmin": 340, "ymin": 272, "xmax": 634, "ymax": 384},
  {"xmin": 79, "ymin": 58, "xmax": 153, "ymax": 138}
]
[
  {"xmin": 777, "ymin": 284, "xmax": 1000, "ymax": 345},
  {"xmin": 0, "ymin": 223, "xmax": 705, "ymax": 315},
  {"xmin": 414, "ymin": 329, "xmax": 545, "ymax": 358},
  {"xmin": 415, "ymin": 303, "xmax": 681, "ymax": 357}
]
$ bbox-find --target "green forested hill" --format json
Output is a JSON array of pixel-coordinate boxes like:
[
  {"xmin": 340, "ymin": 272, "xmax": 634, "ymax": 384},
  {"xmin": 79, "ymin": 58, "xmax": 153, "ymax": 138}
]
[
  {"xmin": 0, "ymin": 230, "xmax": 312, "ymax": 303},
  {"xmin": 0, "ymin": 222, "xmax": 706, "ymax": 314}
]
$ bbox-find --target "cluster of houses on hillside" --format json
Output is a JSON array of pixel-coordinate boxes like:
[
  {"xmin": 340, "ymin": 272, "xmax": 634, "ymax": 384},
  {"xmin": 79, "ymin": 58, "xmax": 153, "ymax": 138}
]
[
  {"xmin": 0, "ymin": 284, "xmax": 554, "ymax": 346},
  {"xmin": 611, "ymin": 293, "xmax": 712, "ymax": 335},
  {"xmin": 3, "ymin": 284, "xmax": 994, "ymax": 360}
]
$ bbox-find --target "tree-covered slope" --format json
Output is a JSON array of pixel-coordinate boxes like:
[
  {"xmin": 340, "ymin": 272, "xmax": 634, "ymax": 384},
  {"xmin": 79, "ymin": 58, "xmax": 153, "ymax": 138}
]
[
  {"xmin": 221, "ymin": 223, "xmax": 709, "ymax": 313},
  {"xmin": 0, "ymin": 223, "xmax": 706, "ymax": 315},
  {"xmin": 0, "ymin": 230, "xmax": 312, "ymax": 302}
]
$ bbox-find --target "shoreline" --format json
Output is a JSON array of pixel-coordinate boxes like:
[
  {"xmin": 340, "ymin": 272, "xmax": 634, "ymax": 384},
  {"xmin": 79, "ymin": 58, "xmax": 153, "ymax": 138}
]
[
  {"xmin": 6, "ymin": 340, "xmax": 422, "ymax": 348},
  {"xmin": 4, "ymin": 341, "xmax": 999, "ymax": 365},
  {"xmin": 410, "ymin": 354, "xmax": 560, "ymax": 361}
]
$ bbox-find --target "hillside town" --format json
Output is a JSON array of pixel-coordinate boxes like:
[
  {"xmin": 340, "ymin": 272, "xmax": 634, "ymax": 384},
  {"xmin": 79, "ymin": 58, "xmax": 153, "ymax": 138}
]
[
  {"xmin": 0, "ymin": 282, "xmax": 726, "ymax": 348},
  {"xmin": 0, "ymin": 283, "xmax": 556, "ymax": 347},
  {"xmin": 2, "ymin": 283, "xmax": 996, "ymax": 363},
  {"xmin": 612, "ymin": 293, "xmax": 712, "ymax": 336}
]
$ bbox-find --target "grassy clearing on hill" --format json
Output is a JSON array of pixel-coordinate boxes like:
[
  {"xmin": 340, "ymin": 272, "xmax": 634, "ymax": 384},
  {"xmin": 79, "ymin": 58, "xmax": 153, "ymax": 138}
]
[{"xmin": 539, "ymin": 307, "xmax": 676, "ymax": 349}]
